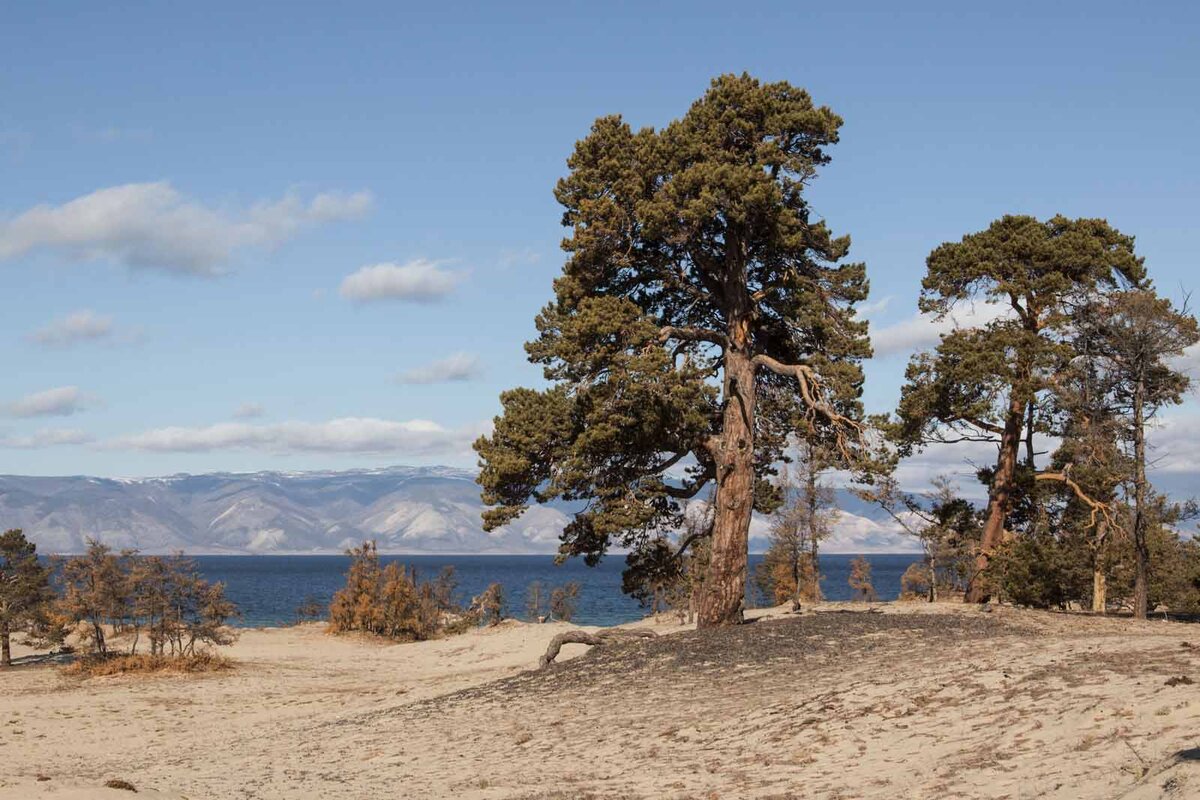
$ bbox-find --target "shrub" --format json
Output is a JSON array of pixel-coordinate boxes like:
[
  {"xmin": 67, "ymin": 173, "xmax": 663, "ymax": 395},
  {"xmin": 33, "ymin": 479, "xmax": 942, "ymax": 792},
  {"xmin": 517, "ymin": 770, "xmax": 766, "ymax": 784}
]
[
  {"xmin": 471, "ymin": 582, "xmax": 506, "ymax": 626},
  {"xmin": 295, "ymin": 595, "xmax": 325, "ymax": 623},
  {"xmin": 65, "ymin": 651, "xmax": 233, "ymax": 677},
  {"xmin": 899, "ymin": 562, "xmax": 932, "ymax": 601},
  {"xmin": 549, "ymin": 582, "xmax": 581, "ymax": 622},
  {"xmin": 328, "ymin": 542, "xmax": 463, "ymax": 640},
  {"xmin": 848, "ymin": 556, "xmax": 878, "ymax": 603}
]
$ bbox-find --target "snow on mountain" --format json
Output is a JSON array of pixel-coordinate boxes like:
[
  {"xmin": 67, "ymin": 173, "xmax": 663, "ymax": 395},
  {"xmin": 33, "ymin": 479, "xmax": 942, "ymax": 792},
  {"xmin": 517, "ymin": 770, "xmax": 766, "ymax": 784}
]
[{"xmin": 0, "ymin": 467, "xmax": 919, "ymax": 555}]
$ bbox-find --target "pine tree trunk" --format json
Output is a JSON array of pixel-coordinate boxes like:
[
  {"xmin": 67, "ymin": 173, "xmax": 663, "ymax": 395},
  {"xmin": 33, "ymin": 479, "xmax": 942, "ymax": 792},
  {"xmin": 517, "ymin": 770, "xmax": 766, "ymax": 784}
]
[
  {"xmin": 967, "ymin": 396, "xmax": 1025, "ymax": 603},
  {"xmin": 929, "ymin": 552, "xmax": 938, "ymax": 603},
  {"xmin": 791, "ymin": 542, "xmax": 802, "ymax": 611},
  {"xmin": 1092, "ymin": 567, "xmax": 1107, "ymax": 614},
  {"xmin": 1132, "ymin": 376, "xmax": 1150, "ymax": 619},
  {"xmin": 810, "ymin": 537, "xmax": 821, "ymax": 601},
  {"xmin": 697, "ymin": 301, "xmax": 756, "ymax": 628},
  {"xmin": 1092, "ymin": 519, "xmax": 1109, "ymax": 614}
]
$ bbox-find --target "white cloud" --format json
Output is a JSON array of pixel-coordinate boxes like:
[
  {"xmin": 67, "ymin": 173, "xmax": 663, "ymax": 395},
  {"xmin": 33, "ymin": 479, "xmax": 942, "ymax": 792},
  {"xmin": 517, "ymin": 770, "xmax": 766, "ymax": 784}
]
[
  {"xmin": 232, "ymin": 402, "xmax": 266, "ymax": 419},
  {"xmin": 398, "ymin": 352, "xmax": 483, "ymax": 384},
  {"xmin": 856, "ymin": 296, "xmax": 892, "ymax": 318},
  {"xmin": 0, "ymin": 428, "xmax": 93, "ymax": 449},
  {"xmin": 870, "ymin": 302, "xmax": 1010, "ymax": 358},
  {"xmin": 28, "ymin": 309, "xmax": 114, "ymax": 347},
  {"xmin": 7, "ymin": 386, "xmax": 88, "ymax": 418},
  {"xmin": 102, "ymin": 417, "xmax": 483, "ymax": 455},
  {"xmin": 1171, "ymin": 343, "xmax": 1200, "ymax": 381},
  {"xmin": 1143, "ymin": 411, "xmax": 1200, "ymax": 475},
  {"xmin": 0, "ymin": 182, "xmax": 372, "ymax": 275},
  {"xmin": 339, "ymin": 259, "xmax": 463, "ymax": 303}
]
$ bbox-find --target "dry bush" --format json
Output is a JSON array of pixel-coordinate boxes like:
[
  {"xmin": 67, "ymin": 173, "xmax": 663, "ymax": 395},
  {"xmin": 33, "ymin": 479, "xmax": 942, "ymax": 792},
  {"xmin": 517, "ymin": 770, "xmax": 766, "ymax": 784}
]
[
  {"xmin": 471, "ymin": 582, "xmax": 506, "ymax": 626},
  {"xmin": 899, "ymin": 562, "xmax": 932, "ymax": 601},
  {"xmin": 103, "ymin": 779, "xmax": 137, "ymax": 792},
  {"xmin": 56, "ymin": 541, "xmax": 239, "ymax": 660},
  {"xmin": 848, "ymin": 556, "xmax": 878, "ymax": 602},
  {"xmin": 549, "ymin": 582, "xmax": 581, "ymax": 621},
  {"xmin": 328, "ymin": 541, "xmax": 461, "ymax": 640},
  {"xmin": 65, "ymin": 651, "xmax": 233, "ymax": 677},
  {"xmin": 294, "ymin": 595, "xmax": 324, "ymax": 623}
]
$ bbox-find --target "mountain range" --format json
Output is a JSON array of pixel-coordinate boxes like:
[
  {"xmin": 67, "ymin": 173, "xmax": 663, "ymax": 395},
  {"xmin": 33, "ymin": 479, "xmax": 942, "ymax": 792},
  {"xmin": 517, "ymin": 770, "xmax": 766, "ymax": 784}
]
[{"xmin": 0, "ymin": 466, "xmax": 919, "ymax": 555}]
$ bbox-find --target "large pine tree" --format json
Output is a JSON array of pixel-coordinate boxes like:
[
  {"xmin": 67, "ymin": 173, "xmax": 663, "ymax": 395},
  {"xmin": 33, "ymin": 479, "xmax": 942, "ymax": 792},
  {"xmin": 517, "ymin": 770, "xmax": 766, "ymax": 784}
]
[{"xmin": 475, "ymin": 74, "xmax": 871, "ymax": 627}]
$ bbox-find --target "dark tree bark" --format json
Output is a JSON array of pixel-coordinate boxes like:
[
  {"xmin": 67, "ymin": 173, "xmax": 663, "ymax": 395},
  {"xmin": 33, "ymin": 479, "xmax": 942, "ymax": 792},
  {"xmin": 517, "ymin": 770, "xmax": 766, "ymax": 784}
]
[{"xmin": 1132, "ymin": 375, "xmax": 1150, "ymax": 619}]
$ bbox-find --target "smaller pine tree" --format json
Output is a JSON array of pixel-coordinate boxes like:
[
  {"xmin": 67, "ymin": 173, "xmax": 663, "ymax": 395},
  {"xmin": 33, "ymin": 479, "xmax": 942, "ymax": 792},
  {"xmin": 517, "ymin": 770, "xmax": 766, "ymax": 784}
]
[
  {"xmin": 0, "ymin": 529, "xmax": 56, "ymax": 667},
  {"xmin": 525, "ymin": 581, "xmax": 547, "ymax": 622},
  {"xmin": 848, "ymin": 556, "xmax": 878, "ymax": 603},
  {"xmin": 472, "ymin": 583, "xmax": 505, "ymax": 626},
  {"xmin": 549, "ymin": 582, "xmax": 580, "ymax": 621}
]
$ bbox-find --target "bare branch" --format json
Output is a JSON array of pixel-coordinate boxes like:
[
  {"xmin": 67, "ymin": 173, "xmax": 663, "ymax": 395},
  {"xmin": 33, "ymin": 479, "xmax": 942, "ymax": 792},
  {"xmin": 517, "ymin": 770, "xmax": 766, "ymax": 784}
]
[
  {"xmin": 1035, "ymin": 466, "xmax": 1117, "ymax": 530},
  {"xmin": 751, "ymin": 354, "xmax": 864, "ymax": 460},
  {"xmin": 658, "ymin": 325, "xmax": 728, "ymax": 349}
]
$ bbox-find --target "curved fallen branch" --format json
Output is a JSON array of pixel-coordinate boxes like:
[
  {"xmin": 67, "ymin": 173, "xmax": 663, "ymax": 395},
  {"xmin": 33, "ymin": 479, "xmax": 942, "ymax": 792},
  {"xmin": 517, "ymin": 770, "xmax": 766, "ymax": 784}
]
[{"xmin": 538, "ymin": 628, "xmax": 658, "ymax": 668}]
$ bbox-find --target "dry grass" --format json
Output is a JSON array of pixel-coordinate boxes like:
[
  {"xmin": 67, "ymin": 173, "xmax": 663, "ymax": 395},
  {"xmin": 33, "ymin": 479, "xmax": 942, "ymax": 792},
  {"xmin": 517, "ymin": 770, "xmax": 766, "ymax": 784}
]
[
  {"xmin": 103, "ymin": 778, "xmax": 137, "ymax": 791},
  {"xmin": 63, "ymin": 651, "xmax": 234, "ymax": 677}
]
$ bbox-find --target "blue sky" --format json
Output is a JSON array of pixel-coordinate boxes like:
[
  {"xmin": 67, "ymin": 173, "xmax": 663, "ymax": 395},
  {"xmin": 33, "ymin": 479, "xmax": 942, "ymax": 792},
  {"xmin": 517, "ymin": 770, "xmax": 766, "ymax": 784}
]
[{"xmin": 2, "ymin": 1, "xmax": 1198, "ymax": 484}]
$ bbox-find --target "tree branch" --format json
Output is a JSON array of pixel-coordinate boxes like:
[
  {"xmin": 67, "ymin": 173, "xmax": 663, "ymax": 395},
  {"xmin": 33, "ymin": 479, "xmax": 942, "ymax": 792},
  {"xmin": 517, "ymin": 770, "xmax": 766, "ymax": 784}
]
[
  {"xmin": 1035, "ymin": 467, "xmax": 1116, "ymax": 529},
  {"xmin": 658, "ymin": 326, "xmax": 728, "ymax": 349},
  {"xmin": 964, "ymin": 417, "xmax": 1006, "ymax": 436},
  {"xmin": 750, "ymin": 354, "xmax": 864, "ymax": 459}
]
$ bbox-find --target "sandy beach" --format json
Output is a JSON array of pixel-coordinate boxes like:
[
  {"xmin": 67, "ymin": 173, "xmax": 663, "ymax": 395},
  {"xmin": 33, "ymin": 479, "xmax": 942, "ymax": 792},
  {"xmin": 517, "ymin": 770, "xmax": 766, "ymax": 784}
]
[{"xmin": 2, "ymin": 604, "xmax": 1198, "ymax": 799}]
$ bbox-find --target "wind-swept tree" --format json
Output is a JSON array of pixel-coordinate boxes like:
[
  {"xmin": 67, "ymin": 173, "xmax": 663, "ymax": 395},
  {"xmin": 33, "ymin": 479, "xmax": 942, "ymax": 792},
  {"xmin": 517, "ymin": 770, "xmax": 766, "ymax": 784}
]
[
  {"xmin": 1080, "ymin": 289, "xmax": 1199, "ymax": 617},
  {"xmin": 0, "ymin": 529, "xmax": 55, "ymax": 667},
  {"xmin": 893, "ymin": 216, "xmax": 1145, "ymax": 601},
  {"xmin": 475, "ymin": 74, "xmax": 871, "ymax": 627}
]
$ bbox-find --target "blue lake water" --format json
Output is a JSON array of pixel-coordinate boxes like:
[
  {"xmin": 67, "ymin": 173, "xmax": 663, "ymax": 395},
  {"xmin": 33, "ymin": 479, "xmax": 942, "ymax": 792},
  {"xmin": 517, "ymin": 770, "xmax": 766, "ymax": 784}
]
[{"xmin": 194, "ymin": 553, "xmax": 923, "ymax": 627}]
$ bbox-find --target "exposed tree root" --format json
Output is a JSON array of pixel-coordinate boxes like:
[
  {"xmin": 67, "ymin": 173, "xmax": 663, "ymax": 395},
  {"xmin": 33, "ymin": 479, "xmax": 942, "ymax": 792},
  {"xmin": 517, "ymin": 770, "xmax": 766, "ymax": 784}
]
[{"xmin": 538, "ymin": 629, "xmax": 659, "ymax": 669}]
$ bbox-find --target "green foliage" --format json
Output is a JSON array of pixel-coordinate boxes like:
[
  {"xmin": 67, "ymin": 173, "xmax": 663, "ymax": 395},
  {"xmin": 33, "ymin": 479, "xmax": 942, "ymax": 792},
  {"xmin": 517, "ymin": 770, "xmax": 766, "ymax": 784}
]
[
  {"xmin": 894, "ymin": 215, "xmax": 1145, "ymax": 454},
  {"xmin": 0, "ymin": 529, "xmax": 56, "ymax": 666},
  {"xmin": 992, "ymin": 531, "xmax": 1091, "ymax": 609},
  {"xmin": 623, "ymin": 525, "xmax": 711, "ymax": 620},
  {"xmin": 476, "ymin": 74, "xmax": 872, "ymax": 601}
]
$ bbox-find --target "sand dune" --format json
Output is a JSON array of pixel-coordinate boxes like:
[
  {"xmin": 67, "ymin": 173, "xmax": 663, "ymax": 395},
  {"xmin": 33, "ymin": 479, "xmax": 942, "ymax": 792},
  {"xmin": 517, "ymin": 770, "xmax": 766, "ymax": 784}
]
[{"xmin": 2, "ymin": 604, "xmax": 1197, "ymax": 799}]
